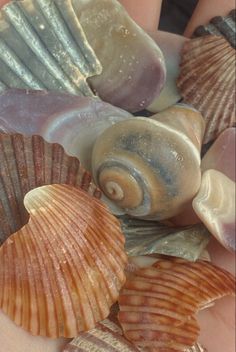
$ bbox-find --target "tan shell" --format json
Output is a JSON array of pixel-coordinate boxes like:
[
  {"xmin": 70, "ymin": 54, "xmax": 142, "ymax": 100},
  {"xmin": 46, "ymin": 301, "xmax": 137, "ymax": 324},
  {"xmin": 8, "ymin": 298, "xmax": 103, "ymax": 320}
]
[
  {"xmin": 177, "ymin": 35, "xmax": 235, "ymax": 144},
  {"xmin": 0, "ymin": 132, "xmax": 101, "ymax": 245},
  {"xmin": 192, "ymin": 169, "xmax": 236, "ymax": 252},
  {"xmin": 64, "ymin": 318, "xmax": 140, "ymax": 352},
  {"xmin": 0, "ymin": 184, "xmax": 127, "ymax": 338},
  {"xmin": 118, "ymin": 258, "xmax": 235, "ymax": 351},
  {"xmin": 92, "ymin": 104, "xmax": 205, "ymax": 220}
]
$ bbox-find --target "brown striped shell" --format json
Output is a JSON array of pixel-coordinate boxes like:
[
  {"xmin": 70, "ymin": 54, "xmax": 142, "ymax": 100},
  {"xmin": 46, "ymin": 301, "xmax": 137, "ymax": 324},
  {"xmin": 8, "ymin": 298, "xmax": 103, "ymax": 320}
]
[
  {"xmin": 118, "ymin": 258, "xmax": 235, "ymax": 351},
  {"xmin": 177, "ymin": 35, "xmax": 235, "ymax": 144},
  {"xmin": 0, "ymin": 132, "xmax": 101, "ymax": 245},
  {"xmin": 0, "ymin": 184, "xmax": 127, "ymax": 338}
]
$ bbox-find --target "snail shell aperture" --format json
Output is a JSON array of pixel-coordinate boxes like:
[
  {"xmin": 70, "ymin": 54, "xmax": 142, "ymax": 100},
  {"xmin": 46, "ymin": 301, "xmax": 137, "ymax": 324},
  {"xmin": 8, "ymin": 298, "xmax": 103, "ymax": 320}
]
[{"xmin": 92, "ymin": 104, "xmax": 205, "ymax": 220}]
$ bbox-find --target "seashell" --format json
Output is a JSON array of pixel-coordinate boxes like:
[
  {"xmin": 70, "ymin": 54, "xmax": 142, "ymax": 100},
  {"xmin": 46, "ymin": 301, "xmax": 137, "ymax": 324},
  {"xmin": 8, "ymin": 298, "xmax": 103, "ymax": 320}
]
[
  {"xmin": 92, "ymin": 104, "xmax": 205, "ymax": 220},
  {"xmin": 72, "ymin": 0, "xmax": 166, "ymax": 112},
  {"xmin": 187, "ymin": 343, "xmax": 207, "ymax": 351},
  {"xmin": 63, "ymin": 317, "xmax": 140, "ymax": 352},
  {"xmin": 177, "ymin": 35, "xmax": 236, "ymax": 144},
  {"xmin": 0, "ymin": 184, "xmax": 127, "ymax": 338},
  {"xmin": 147, "ymin": 31, "xmax": 188, "ymax": 112},
  {"xmin": 192, "ymin": 169, "xmax": 236, "ymax": 253},
  {"xmin": 119, "ymin": 216, "xmax": 210, "ymax": 261},
  {"xmin": 201, "ymin": 127, "xmax": 236, "ymax": 182},
  {"xmin": 0, "ymin": 89, "xmax": 132, "ymax": 171},
  {"xmin": 193, "ymin": 9, "xmax": 236, "ymax": 49},
  {"xmin": 0, "ymin": 132, "xmax": 101, "ymax": 245},
  {"xmin": 118, "ymin": 258, "xmax": 235, "ymax": 351},
  {"xmin": 0, "ymin": 0, "xmax": 102, "ymax": 96}
]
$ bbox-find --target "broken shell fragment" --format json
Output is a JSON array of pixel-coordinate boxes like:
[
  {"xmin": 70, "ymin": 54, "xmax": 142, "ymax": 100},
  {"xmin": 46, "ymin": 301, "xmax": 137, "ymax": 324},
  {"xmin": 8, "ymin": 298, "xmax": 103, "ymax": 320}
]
[
  {"xmin": 201, "ymin": 128, "xmax": 236, "ymax": 182},
  {"xmin": 177, "ymin": 35, "xmax": 235, "ymax": 144},
  {"xmin": 193, "ymin": 9, "xmax": 236, "ymax": 49},
  {"xmin": 92, "ymin": 104, "xmax": 205, "ymax": 220},
  {"xmin": 120, "ymin": 216, "xmax": 210, "ymax": 261},
  {"xmin": 0, "ymin": 89, "xmax": 132, "ymax": 170},
  {"xmin": 0, "ymin": 132, "xmax": 101, "ymax": 245},
  {"xmin": 0, "ymin": 184, "xmax": 127, "ymax": 338},
  {"xmin": 63, "ymin": 318, "xmax": 140, "ymax": 352},
  {"xmin": 0, "ymin": 0, "xmax": 102, "ymax": 95},
  {"xmin": 192, "ymin": 169, "xmax": 236, "ymax": 253},
  {"xmin": 118, "ymin": 258, "xmax": 235, "ymax": 351},
  {"xmin": 72, "ymin": 0, "xmax": 166, "ymax": 112},
  {"xmin": 147, "ymin": 31, "xmax": 188, "ymax": 112}
]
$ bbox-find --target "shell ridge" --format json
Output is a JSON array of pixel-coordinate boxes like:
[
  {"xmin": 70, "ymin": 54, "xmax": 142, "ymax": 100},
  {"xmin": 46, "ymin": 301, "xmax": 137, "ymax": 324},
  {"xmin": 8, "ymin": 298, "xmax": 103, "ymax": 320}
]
[
  {"xmin": 26, "ymin": 202, "xmax": 80, "ymax": 337},
  {"xmin": 33, "ymin": 0, "xmax": 94, "ymax": 96},
  {"xmin": 37, "ymin": 190, "xmax": 110, "ymax": 327},
  {"xmin": 0, "ymin": 37, "xmax": 45, "ymax": 89},
  {"xmin": 2, "ymin": 2, "xmax": 81, "ymax": 94},
  {"xmin": 27, "ymin": 216, "xmax": 62, "ymax": 337},
  {"xmin": 53, "ymin": 0, "xmax": 102, "ymax": 76}
]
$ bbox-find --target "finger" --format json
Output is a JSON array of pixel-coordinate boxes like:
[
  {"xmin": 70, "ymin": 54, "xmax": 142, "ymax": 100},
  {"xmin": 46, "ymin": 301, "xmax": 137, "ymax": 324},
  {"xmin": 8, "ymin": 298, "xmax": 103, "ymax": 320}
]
[
  {"xmin": 184, "ymin": 0, "xmax": 235, "ymax": 37},
  {"xmin": 119, "ymin": 0, "xmax": 163, "ymax": 32}
]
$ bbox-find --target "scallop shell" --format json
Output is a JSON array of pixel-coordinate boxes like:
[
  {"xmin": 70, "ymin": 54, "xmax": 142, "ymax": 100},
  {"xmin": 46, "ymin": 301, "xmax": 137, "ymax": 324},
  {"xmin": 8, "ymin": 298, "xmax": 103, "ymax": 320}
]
[
  {"xmin": 120, "ymin": 216, "xmax": 210, "ymax": 262},
  {"xmin": 0, "ymin": 89, "xmax": 132, "ymax": 171},
  {"xmin": 0, "ymin": 0, "xmax": 101, "ymax": 95},
  {"xmin": 118, "ymin": 259, "xmax": 235, "ymax": 351},
  {"xmin": 63, "ymin": 318, "xmax": 140, "ymax": 352},
  {"xmin": 92, "ymin": 104, "xmax": 205, "ymax": 220},
  {"xmin": 177, "ymin": 35, "xmax": 235, "ymax": 144},
  {"xmin": 193, "ymin": 9, "xmax": 236, "ymax": 49},
  {"xmin": 0, "ymin": 184, "xmax": 127, "ymax": 338},
  {"xmin": 0, "ymin": 132, "xmax": 101, "ymax": 245},
  {"xmin": 192, "ymin": 169, "xmax": 236, "ymax": 253}
]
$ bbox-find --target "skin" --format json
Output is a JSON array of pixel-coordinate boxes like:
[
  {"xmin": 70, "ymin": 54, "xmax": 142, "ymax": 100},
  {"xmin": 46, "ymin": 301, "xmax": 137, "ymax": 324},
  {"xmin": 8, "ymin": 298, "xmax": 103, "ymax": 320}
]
[{"xmin": 0, "ymin": 0, "xmax": 235, "ymax": 351}]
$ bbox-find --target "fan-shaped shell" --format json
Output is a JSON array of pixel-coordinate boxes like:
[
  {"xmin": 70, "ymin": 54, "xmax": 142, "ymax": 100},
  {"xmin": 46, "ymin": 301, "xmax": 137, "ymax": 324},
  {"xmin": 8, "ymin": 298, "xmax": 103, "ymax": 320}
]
[
  {"xmin": 0, "ymin": 184, "xmax": 127, "ymax": 338},
  {"xmin": 177, "ymin": 35, "xmax": 235, "ymax": 144},
  {"xmin": 118, "ymin": 259, "xmax": 235, "ymax": 351},
  {"xmin": 0, "ymin": 0, "xmax": 102, "ymax": 95},
  {"xmin": 0, "ymin": 132, "xmax": 101, "ymax": 245},
  {"xmin": 92, "ymin": 104, "xmax": 205, "ymax": 220}
]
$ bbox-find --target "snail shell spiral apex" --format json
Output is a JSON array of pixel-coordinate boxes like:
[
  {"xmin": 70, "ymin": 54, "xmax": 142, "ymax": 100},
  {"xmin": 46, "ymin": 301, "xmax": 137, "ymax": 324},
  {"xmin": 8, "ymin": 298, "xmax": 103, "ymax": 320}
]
[{"xmin": 92, "ymin": 105, "xmax": 205, "ymax": 220}]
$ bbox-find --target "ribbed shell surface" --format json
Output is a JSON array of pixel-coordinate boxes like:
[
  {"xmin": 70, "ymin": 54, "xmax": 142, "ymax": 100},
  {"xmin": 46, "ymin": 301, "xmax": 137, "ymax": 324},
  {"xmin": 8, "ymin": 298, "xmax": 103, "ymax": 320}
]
[
  {"xmin": 0, "ymin": 0, "xmax": 102, "ymax": 95},
  {"xmin": 64, "ymin": 318, "xmax": 140, "ymax": 352},
  {"xmin": 0, "ymin": 184, "xmax": 127, "ymax": 338},
  {"xmin": 0, "ymin": 132, "xmax": 101, "ymax": 244},
  {"xmin": 177, "ymin": 35, "xmax": 235, "ymax": 144},
  {"xmin": 118, "ymin": 258, "xmax": 235, "ymax": 351}
]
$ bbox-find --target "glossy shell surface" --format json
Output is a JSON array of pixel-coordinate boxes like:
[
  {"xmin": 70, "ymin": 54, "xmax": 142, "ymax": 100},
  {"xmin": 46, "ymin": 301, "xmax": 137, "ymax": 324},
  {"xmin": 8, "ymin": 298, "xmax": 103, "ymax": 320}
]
[
  {"xmin": 73, "ymin": 0, "xmax": 166, "ymax": 112},
  {"xmin": 92, "ymin": 104, "xmax": 205, "ymax": 220},
  {"xmin": 0, "ymin": 89, "xmax": 132, "ymax": 171},
  {"xmin": 0, "ymin": 184, "xmax": 127, "ymax": 338}
]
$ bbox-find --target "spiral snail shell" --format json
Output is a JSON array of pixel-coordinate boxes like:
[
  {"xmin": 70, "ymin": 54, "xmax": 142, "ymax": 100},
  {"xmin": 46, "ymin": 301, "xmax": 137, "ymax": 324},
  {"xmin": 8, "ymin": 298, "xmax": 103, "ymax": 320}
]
[{"xmin": 92, "ymin": 104, "xmax": 205, "ymax": 220}]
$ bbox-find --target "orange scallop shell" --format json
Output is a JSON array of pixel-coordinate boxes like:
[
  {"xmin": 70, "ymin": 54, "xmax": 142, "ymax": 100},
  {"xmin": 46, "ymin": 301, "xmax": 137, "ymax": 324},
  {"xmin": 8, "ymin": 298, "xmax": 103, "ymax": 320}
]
[
  {"xmin": 0, "ymin": 132, "xmax": 101, "ymax": 244},
  {"xmin": 177, "ymin": 35, "xmax": 235, "ymax": 144},
  {"xmin": 0, "ymin": 184, "xmax": 127, "ymax": 338},
  {"xmin": 118, "ymin": 258, "xmax": 235, "ymax": 351}
]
